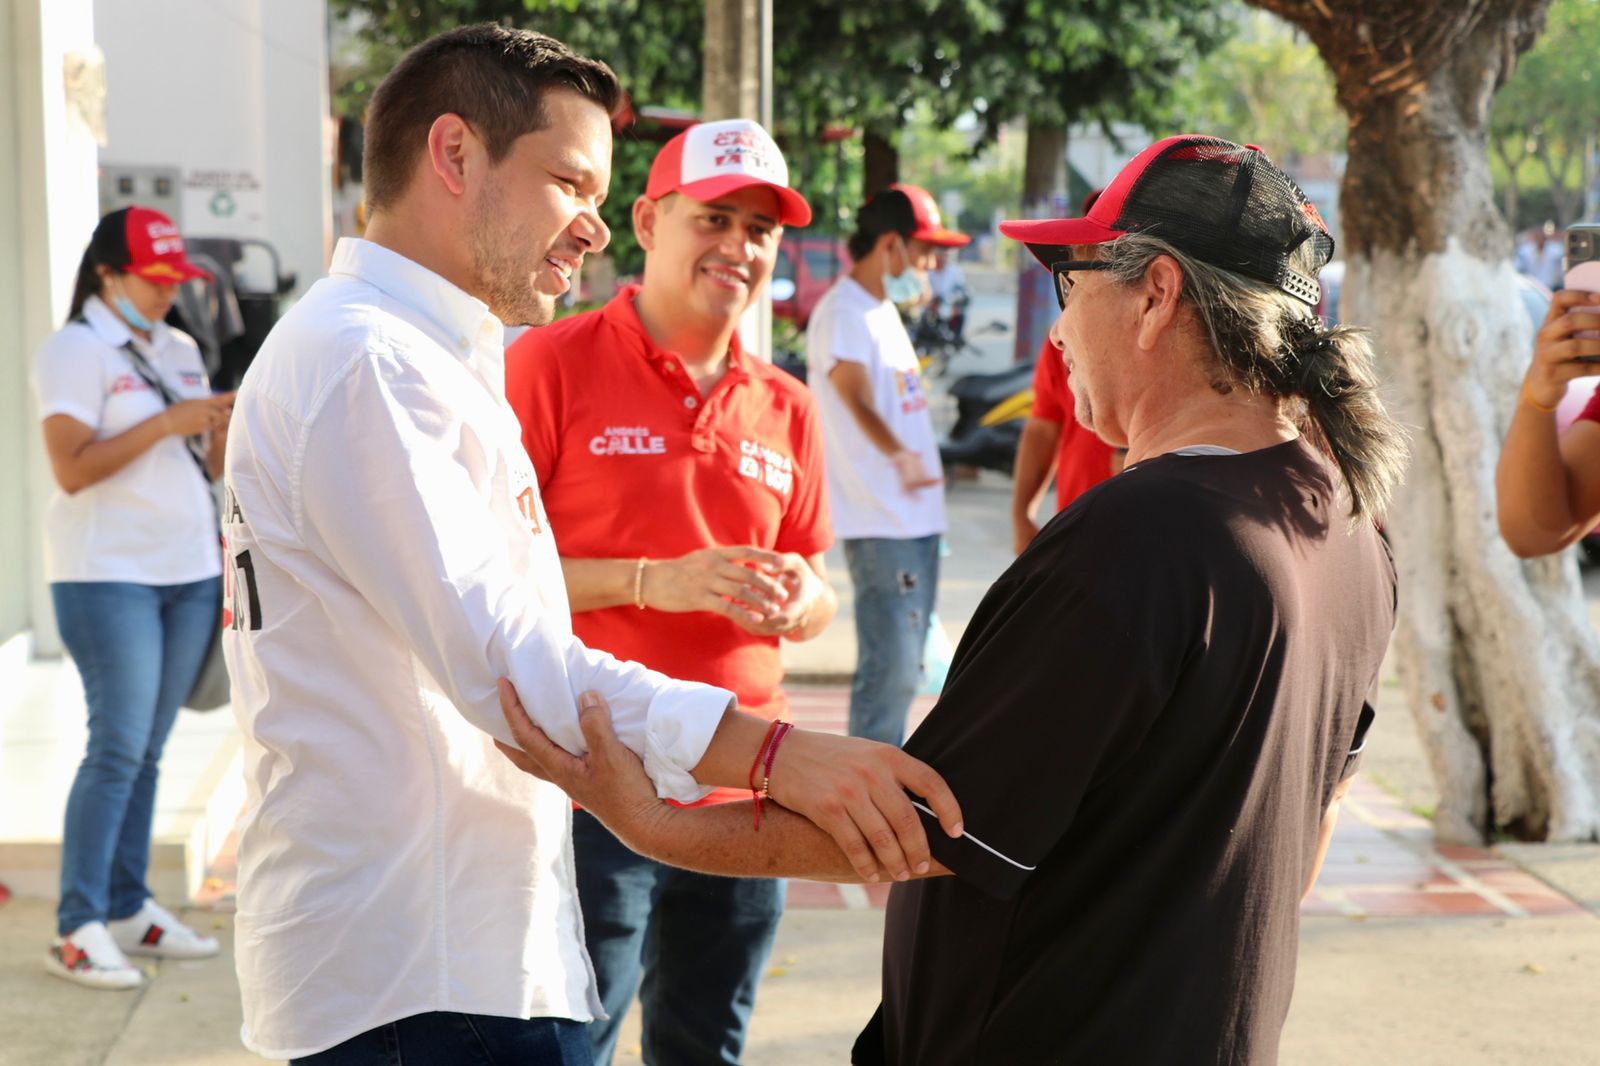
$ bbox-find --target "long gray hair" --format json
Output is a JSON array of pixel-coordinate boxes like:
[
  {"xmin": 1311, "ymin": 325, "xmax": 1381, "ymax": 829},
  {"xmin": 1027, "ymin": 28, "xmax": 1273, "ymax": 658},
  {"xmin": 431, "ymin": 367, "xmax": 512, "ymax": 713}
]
[{"xmin": 1100, "ymin": 232, "xmax": 1408, "ymax": 522}]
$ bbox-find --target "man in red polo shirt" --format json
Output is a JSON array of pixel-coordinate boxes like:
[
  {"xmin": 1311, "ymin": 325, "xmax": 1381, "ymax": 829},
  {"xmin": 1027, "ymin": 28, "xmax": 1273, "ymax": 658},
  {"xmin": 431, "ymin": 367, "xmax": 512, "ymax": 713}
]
[
  {"xmin": 1010, "ymin": 337, "xmax": 1120, "ymax": 553},
  {"xmin": 504, "ymin": 118, "xmax": 834, "ymax": 1066}
]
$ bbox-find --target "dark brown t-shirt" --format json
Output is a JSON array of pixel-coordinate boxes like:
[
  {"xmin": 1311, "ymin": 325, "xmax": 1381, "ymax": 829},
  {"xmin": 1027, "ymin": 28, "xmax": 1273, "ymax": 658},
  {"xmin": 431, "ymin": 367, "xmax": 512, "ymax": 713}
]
[{"xmin": 854, "ymin": 439, "xmax": 1396, "ymax": 1066}]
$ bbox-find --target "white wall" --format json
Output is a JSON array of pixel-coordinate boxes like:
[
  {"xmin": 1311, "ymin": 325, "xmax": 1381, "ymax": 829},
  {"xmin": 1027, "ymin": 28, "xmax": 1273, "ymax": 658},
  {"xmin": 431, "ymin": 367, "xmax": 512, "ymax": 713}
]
[
  {"xmin": 1, "ymin": 0, "xmax": 103, "ymax": 652},
  {"xmin": 1067, "ymin": 123, "xmax": 1155, "ymax": 193},
  {"xmin": 94, "ymin": 0, "xmax": 332, "ymax": 298}
]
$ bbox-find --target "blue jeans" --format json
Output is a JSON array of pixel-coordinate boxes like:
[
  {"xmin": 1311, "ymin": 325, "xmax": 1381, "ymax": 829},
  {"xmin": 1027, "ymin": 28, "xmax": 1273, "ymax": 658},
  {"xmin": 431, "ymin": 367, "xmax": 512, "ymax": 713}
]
[
  {"xmin": 52, "ymin": 578, "xmax": 220, "ymax": 935},
  {"xmin": 843, "ymin": 535, "xmax": 941, "ymax": 746},
  {"xmin": 290, "ymin": 1012, "xmax": 592, "ymax": 1065},
  {"xmin": 573, "ymin": 809, "xmax": 785, "ymax": 1066}
]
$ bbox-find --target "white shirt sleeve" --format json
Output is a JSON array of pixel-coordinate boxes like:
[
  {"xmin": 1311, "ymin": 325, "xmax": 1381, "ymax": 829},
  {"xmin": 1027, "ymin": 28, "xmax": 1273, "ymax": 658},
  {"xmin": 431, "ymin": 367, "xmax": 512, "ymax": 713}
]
[
  {"xmin": 828, "ymin": 304, "xmax": 875, "ymax": 368},
  {"xmin": 33, "ymin": 329, "xmax": 107, "ymax": 428},
  {"xmin": 295, "ymin": 347, "xmax": 732, "ymax": 803}
]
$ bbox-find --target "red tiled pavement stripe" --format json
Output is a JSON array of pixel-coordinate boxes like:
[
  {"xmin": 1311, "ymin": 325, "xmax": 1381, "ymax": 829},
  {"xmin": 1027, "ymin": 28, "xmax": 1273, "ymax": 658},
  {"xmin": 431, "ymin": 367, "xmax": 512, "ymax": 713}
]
[{"xmin": 780, "ymin": 686, "xmax": 1591, "ymax": 918}]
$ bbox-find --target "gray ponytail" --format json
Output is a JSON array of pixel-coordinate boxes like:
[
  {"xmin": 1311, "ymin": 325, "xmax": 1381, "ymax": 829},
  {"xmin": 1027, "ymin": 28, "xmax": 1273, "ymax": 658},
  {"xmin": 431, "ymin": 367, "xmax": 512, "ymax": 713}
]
[{"xmin": 1101, "ymin": 232, "xmax": 1408, "ymax": 523}]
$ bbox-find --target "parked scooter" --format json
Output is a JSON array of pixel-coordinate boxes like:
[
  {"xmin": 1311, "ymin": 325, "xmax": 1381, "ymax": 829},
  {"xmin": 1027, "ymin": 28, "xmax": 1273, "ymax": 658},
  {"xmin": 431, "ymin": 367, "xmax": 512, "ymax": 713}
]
[
  {"xmin": 938, "ymin": 358, "xmax": 1035, "ymax": 476},
  {"xmin": 167, "ymin": 237, "xmax": 297, "ymax": 391}
]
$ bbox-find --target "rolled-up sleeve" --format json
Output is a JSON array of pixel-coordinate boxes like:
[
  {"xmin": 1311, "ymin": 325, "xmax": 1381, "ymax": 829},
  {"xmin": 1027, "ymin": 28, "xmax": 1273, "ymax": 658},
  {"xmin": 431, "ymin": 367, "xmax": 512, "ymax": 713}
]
[{"xmin": 296, "ymin": 346, "xmax": 732, "ymax": 802}]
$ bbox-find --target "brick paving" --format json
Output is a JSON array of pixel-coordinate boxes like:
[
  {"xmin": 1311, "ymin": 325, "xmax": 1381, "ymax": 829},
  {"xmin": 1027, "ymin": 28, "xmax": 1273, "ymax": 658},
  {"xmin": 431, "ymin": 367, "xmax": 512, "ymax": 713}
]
[{"xmin": 194, "ymin": 686, "xmax": 1588, "ymax": 921}]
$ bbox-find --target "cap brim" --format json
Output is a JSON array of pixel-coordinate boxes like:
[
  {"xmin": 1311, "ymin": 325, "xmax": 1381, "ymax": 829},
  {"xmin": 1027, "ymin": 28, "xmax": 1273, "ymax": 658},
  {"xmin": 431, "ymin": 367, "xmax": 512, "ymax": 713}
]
[
  {"xmin": 677, "ymin": 175, "xmax": 813, "ymax": 227},
  {"xmin": 910, "ymin": 225, "xmax": 970, "ymax": 248},
  {"xmin": 132, "ymin": 260, "xmax": 214, "ymax": 285},
  {"xmin": 999, "ymin": 216, "xmax": 1124, "ymax": 266}
]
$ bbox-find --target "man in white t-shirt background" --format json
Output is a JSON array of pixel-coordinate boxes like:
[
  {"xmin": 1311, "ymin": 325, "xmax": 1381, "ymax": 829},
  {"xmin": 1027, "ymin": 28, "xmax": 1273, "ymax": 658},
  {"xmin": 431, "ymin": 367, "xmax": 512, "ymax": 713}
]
[{"xmin": 806, "ymin": 184, "xmax": 969, "ymax": 745}]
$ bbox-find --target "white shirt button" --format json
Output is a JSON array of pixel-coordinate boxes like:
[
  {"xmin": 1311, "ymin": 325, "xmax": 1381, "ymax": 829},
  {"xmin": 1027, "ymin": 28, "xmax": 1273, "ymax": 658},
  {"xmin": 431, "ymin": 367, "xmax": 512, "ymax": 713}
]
[{"xmin": 683, "ymin": 396, "xmax": 698, "ymax": 409}]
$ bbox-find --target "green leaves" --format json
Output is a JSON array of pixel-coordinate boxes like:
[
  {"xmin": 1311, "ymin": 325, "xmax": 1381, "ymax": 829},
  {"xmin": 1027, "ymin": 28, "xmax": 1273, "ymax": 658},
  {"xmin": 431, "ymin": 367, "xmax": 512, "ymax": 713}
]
[
  {"xmin": 1162, "ymin": 8, "xmax": 1343, "ymax": 161},
  {"xmin": 330, "ymin": 0, "xmax": 1234, "ymax": 242},
  {"xmin": 1489, "ymin": 0, "xmax": 1600, "ymax": 226}
]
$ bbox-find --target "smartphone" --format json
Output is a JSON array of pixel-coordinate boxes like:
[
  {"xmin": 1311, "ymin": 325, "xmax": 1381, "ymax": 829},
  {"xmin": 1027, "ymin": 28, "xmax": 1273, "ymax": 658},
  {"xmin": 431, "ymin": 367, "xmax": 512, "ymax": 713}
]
[{"xmin": 1564, "ymin": 223, "xmax": 1600, "ymax": 357}]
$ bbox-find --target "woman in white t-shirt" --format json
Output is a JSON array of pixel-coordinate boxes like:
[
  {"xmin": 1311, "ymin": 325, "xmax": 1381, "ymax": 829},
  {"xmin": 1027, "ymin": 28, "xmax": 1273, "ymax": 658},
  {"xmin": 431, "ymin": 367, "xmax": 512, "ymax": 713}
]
[
  {"xmin": 806, "ymin": 184, "xmax": 968, "ymax": 748},
  {"xmin": 32, "ymin": 207, "xmax": 235, "ymax": 991}
]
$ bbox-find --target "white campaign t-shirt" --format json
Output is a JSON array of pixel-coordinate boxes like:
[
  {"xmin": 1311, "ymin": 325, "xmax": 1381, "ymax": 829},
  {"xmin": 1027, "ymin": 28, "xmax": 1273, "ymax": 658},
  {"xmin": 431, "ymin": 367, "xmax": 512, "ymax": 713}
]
[
  {"xmin": 30, "ymin": 296, "xmax": 220, "ymax": 584},
  {"xmin": 806, "ymin": 276, "xmax": 947, "ymax": 539}
]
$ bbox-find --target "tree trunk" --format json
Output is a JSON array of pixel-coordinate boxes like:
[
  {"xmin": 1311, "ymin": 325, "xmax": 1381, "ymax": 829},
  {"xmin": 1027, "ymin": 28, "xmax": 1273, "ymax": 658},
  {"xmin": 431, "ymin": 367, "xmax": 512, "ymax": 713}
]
[
  {"xmin": 1021, "ymin": 119, "xmax": 1066, "ymax": 212},
  {"xmin": 1493, "ymin": 142, "xmax": 1523, "ymax": 231},
  {"xmin": 1585, "ymin": 131, "xmax": 1597, "ymax": 221},
  {"xmin": 1536, "ymin": 140, "xmax": 1581, "ymax": 227},
  {"xmin": 862, "ymin": 128, "xmax": 899, "ymax": 200},
  {"xmin": 1014, "ymin": 119, "xmax": 1067, "ymax": 363},
  {"xmin": 702, "ymin": 0, "xmax": 759, "ymax": 121},
  {"xmin": 1257, "ymin": 0, "xmax": 1600, "ymax": 843}
]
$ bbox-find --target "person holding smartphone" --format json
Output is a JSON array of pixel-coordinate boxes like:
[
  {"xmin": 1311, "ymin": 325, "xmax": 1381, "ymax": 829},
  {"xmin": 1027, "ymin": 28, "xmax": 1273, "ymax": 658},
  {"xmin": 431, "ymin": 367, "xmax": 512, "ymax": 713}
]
[
  {"xmin": 34, "ymin": 206, "xmax": 233, "ymax": 990},
  {"xmin": 1496, "ymin": 229, "xmax": 1600, "ymax": 557}
]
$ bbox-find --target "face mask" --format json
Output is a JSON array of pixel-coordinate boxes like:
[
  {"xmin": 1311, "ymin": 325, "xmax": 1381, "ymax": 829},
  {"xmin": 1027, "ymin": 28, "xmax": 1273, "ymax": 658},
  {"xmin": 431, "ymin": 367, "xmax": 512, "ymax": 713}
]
[
  {"xmin": 883, "ymin": 239, "xmax": 923, "ymax": 304},
  {"xmin": 111, "ymin": 279, "xmax": 155, "ymax": 332}
]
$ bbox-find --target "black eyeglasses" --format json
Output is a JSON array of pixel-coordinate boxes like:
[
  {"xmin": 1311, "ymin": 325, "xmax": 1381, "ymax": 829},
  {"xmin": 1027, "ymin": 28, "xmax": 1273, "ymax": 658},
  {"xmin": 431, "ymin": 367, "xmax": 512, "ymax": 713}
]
[{"xmin": 1050, "ymin": 260, "xmax": 1112, "ymax": 310}]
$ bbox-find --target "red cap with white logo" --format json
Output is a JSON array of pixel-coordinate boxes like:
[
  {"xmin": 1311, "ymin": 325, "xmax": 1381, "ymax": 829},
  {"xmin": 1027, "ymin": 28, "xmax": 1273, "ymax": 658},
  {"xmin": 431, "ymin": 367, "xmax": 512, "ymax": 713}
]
[
  {"xmin": 122, "ymin": 206, "xmax": 212, "ymax": 284},
  {"xmin": 646, "ymin": 118, "xmax": 812, "ymax": 227},
  {"xmin": 890, "ymin": 183, "xmax": 970, "ymax": 248}
]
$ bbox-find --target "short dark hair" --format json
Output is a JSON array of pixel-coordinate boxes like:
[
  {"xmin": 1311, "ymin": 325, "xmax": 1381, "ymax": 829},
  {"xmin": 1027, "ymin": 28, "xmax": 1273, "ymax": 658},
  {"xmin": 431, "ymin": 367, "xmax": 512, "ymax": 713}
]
[
  {"xmin": 847, "ymin": 189, "xmax": 917, "ymax": 261},
  {"xmin": 362, "ymin": 24, "xmax": 622, "ymax": 211}
]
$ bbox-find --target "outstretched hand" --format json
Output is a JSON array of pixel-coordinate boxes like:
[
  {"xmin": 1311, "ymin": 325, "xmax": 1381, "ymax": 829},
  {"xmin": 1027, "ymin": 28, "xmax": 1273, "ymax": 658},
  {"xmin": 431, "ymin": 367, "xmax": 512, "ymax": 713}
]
[
  {"xmin": 494, "ymin": 678, "xmax": 965, "ymax": 884},
  {"xmin": 763, "ymin": 728, "xmax": 962, "ymax": 882}
]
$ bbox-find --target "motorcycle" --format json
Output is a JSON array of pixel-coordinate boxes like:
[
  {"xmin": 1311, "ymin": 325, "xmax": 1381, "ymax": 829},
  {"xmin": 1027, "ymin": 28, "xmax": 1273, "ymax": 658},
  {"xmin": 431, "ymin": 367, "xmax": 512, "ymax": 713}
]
[{"xmin": 938, "ymin": 358, "xmax": 1036, "ymax": 477}]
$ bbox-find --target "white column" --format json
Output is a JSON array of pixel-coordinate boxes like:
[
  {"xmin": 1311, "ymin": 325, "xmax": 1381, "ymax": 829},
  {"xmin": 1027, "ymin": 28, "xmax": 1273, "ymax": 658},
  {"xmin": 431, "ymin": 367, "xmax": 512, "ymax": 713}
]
[{"xmin": 2, "ymin": 0, "xmax": 101, "ymax": 654}]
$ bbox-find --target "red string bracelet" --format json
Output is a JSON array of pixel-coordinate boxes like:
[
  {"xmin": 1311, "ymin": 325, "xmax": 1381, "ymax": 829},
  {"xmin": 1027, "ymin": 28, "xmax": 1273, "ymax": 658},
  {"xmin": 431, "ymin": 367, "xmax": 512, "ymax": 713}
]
[
  {"xmin": 748, "ymin": 720, "xmax": 793, "ymax": 830},
  {"xmin": 748, "ymin": 720, "xmax": 783, "ymax": 826}
]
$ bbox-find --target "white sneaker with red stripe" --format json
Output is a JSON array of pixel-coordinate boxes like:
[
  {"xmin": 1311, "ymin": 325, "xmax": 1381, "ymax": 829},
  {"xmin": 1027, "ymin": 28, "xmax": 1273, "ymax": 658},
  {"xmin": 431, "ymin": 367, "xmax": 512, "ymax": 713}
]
[
  {"xmin": 107, "ymin": 898, "xmax": 220, "ymax": 959},
  {"xmin": 45, "ymin": 921, "xmax": 145, "ymax": 990}
]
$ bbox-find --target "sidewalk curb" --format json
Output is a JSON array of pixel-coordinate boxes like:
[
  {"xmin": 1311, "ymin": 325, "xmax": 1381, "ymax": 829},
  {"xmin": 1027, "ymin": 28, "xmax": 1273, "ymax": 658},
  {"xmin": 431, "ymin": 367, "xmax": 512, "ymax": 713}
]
[{"xmin": 784, "ymin": 672, "xmax": 854, "ymax": 686}]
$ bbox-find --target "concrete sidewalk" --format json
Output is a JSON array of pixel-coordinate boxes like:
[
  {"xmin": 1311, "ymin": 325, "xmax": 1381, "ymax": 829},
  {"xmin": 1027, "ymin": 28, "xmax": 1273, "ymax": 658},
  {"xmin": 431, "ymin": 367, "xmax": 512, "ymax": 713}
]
[{"xmin": 4, "ymin": 696, "xmax": 1598, "ymax": 1066}]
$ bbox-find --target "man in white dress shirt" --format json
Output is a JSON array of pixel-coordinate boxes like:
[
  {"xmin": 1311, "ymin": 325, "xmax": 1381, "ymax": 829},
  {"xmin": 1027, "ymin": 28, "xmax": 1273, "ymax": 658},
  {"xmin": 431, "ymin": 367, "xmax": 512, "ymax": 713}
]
[{"xmin": 221, "ymin": 25, "xmax": 959, "ymax": 1065}]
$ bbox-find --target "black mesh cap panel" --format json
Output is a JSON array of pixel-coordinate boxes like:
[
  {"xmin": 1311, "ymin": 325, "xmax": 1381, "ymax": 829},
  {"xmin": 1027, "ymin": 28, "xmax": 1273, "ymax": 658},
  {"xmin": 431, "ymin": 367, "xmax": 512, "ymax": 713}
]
[{"xmin": 1113, "ymin": 138, "xmax": 1334, "ymax": 305}]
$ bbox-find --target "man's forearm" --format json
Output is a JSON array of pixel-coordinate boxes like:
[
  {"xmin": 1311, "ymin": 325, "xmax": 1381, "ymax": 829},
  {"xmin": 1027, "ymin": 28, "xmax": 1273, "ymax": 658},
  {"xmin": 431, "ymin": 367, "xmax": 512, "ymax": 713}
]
[
  {"xmin": 843, "ymin": 396, "xmax": 905, "ymax": 457},
  {"xmin": 1011, "ymin": 417, "xmax": 1061, "ymax": 522},
  {"xmin": 688, "ymin": 707, "xmax": 778, "ymax": 789},
  {"xmin": 560, "ymin": 556, "xmax": 639, "ymax": 612},
  {"xmin": 622, "ymin": 799, "xmax": 950, "ymax": 883}
]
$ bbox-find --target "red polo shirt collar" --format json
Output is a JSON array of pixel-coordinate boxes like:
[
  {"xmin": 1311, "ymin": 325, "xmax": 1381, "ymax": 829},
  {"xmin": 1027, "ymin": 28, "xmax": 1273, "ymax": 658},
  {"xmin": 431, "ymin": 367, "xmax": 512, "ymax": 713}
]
[{"xmin": 601, "ymin": 284, "xmax": 752, "ymax": 453}]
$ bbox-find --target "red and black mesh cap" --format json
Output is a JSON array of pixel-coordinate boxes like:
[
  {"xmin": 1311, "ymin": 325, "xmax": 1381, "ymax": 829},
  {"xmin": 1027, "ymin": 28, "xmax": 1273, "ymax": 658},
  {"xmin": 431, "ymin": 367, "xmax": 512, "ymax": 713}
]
[{"xmin": 1000, "ymin": 135, "xmax": 1334, "ymax": 306}]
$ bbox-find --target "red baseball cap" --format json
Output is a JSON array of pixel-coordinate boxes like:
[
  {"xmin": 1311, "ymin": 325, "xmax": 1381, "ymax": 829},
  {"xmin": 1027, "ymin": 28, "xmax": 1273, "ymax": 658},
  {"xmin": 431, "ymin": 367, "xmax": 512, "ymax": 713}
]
[
  {"xmin": 646, "ymin": 118, "xmax": 811, "ymax": 227},
  {"xmin": 999, "ymin": 134, "xmax": 1333, "ymax": 306},
  {"xmin": 890, "ymin": 183, "xmax": 970, "ymax": 247},
  {"xmin": 121, "ymin": 206, "xmax": 212, "ymax": 284}
]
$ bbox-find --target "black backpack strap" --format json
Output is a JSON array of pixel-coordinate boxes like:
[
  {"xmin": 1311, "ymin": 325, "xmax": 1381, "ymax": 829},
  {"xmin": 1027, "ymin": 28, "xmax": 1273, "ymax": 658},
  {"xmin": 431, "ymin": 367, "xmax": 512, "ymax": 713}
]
[{"xmin": 119, "ymin": 340, "xmax": 212, "ymax": 483}]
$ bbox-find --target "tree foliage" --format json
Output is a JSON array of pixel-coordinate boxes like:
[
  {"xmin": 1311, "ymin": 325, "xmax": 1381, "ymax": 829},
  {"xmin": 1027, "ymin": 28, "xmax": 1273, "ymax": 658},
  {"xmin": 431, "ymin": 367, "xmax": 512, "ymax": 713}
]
[
  {"xmin": 1167, "ymin": 6, "xmax": 1342, "ymax": 164},
  {"xmin": 330, "ymin": 0, "xmax": 1233, "ymax": 266},
  {"xmin": 1489, "ymin": 0, "xmax": 1600, "ymax": 229},
  {"xmin": 957, "ymin": 0, "xmax": 1233, "ymax": 144}
]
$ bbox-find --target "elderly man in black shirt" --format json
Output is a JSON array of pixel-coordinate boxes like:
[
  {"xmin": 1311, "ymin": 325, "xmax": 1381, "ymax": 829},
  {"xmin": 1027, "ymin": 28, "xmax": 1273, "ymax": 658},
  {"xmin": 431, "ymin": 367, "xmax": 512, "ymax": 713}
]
[{"xmin": 496, "ymin": 135, "xmax": 1407, "ymax": 1066}]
